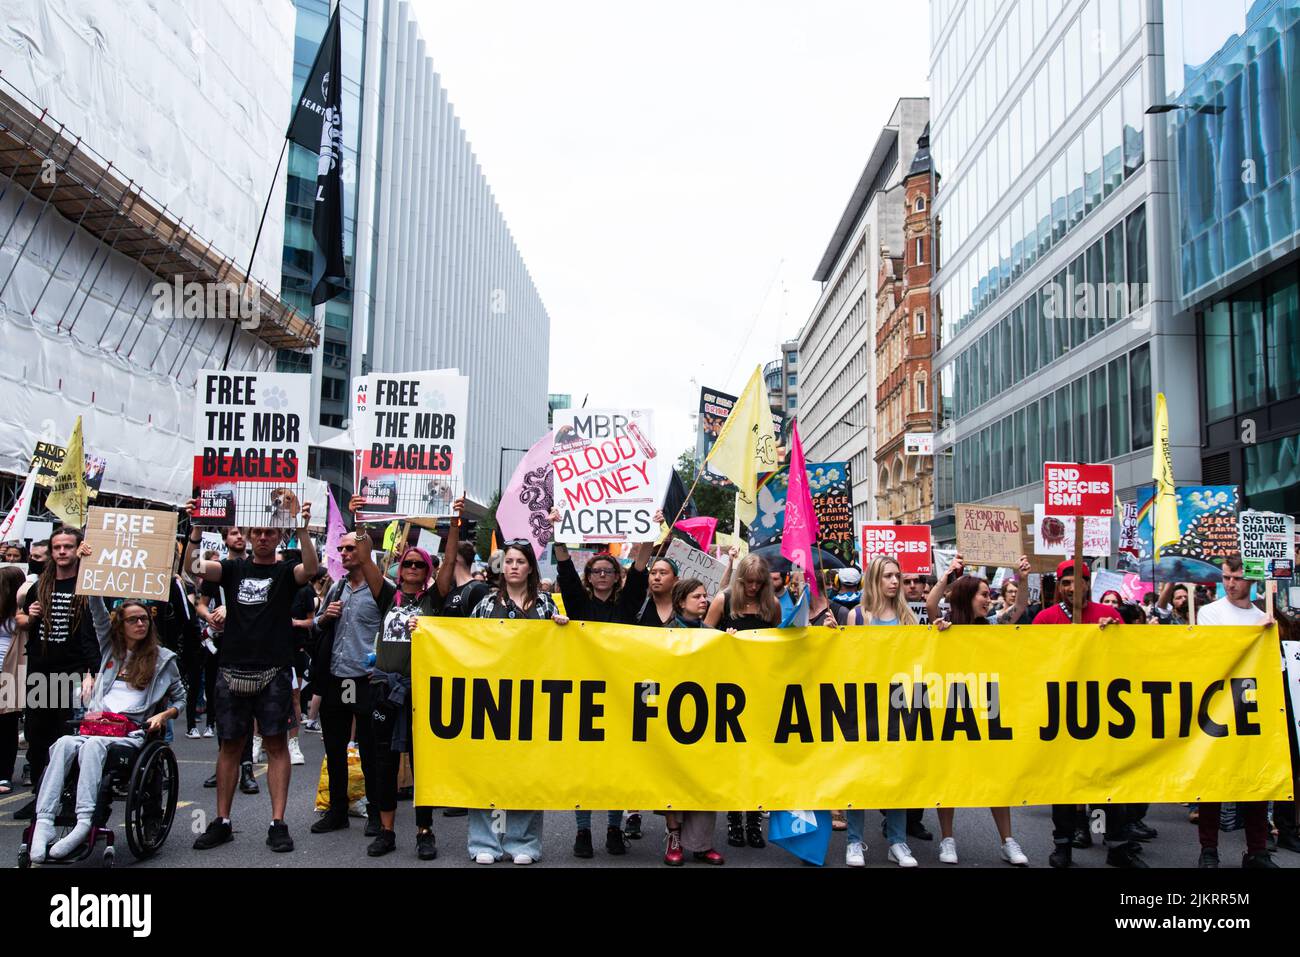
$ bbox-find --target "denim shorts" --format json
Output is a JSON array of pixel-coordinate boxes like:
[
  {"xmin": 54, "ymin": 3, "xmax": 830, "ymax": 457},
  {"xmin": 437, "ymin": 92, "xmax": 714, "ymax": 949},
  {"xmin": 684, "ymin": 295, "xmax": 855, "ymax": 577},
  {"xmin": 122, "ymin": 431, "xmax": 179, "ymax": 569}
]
[{"xmin": 214, "ymin": 667, "xmax": 296, "ymax": 741}]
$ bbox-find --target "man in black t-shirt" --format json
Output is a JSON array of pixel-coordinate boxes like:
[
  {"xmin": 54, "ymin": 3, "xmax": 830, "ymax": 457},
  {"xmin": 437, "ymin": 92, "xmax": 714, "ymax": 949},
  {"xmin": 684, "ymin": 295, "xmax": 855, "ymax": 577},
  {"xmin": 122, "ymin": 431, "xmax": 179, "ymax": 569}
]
[
  {"xmin": 439, "ymin": 541, "xmax": 490, "ymax": 617},
  {"xmin": 183, "ymin": 504, "xmax": 318, "ymax": 853}
]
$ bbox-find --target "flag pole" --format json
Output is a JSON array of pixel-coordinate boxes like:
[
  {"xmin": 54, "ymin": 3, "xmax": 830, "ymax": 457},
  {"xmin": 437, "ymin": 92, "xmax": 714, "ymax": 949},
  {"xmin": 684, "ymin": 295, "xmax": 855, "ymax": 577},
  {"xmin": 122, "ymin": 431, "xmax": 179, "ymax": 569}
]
[{"xmin": 220, "ymin": 136, "xmax": 290, "ymax": 371}]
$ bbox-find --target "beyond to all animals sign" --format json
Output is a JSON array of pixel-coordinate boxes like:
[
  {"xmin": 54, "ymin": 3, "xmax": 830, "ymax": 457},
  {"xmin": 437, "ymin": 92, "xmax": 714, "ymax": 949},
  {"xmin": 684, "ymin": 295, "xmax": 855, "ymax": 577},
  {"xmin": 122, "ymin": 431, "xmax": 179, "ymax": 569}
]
[
  {"xmin": 552, "ymin": 409, "xmax": 659, "ymax": 544},
  {"xmin": 1043, "ymin": 462, "xmax": 1114, "ymax": 517}
]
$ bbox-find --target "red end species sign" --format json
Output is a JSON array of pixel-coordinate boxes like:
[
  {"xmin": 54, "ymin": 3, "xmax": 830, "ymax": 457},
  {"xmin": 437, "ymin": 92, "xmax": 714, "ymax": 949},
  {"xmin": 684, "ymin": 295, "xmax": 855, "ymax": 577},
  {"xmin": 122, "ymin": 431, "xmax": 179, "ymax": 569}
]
[
  {"xmin": 860, "ymin": 523, "xmax": 932, "ymax": 575},
  {"xmin": 1043, "ymin": 462, "xmax": 1114, "ymax": 517}
]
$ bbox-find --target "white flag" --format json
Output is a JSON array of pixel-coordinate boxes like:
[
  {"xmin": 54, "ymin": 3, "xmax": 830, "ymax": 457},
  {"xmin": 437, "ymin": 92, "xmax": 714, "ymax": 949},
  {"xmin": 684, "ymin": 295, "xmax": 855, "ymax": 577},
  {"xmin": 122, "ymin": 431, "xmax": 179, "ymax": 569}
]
[{"xmin": 0, "ymin": 467, "xmax": 38, "ymax": 542}]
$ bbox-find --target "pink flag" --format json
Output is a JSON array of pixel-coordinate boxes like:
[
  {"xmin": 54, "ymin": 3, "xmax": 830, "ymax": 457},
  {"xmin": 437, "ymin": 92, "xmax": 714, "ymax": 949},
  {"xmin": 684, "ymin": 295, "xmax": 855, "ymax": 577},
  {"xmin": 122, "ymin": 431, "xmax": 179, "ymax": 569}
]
[
  {"xmin": 781, "ymin": 422, "xmax": 820, "ymax": 597},
  {"xmin": 496, "ymin": 431, "xmax": 555, "ymax": 560},
  {"xmin": 326, "ymin": 488, "xmax": 348, "ymax": 582},
  {"xmin": 674, "ymin": 516, "xmax": 717, "ymax": 551}
]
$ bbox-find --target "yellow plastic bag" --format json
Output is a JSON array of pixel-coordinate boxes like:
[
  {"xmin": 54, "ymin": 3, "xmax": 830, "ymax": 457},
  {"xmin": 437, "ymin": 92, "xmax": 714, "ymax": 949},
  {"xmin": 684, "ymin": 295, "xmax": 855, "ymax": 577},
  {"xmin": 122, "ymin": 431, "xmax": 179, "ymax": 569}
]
[{"xmin": 314, "ymin": 744, "xmax": 368, "ymax": 815}]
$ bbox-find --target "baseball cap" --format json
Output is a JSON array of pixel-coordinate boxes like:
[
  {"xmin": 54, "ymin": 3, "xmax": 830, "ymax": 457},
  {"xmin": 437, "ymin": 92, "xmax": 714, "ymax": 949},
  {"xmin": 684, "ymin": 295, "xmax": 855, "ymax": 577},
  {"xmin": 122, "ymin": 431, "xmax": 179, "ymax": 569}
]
[
  {"xmin": 1056, "ymin": 559, "xmax": 1090, "ymax": 579},
  {"xmin": 837, "ymin": 568, "xmax": 862, "ymax": 587}
]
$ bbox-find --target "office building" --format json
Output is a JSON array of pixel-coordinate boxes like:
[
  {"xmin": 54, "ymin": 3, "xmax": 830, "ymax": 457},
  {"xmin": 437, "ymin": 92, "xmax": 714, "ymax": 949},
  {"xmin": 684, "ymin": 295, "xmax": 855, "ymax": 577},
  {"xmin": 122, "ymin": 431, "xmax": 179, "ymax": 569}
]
[
  {"xmin": 763, "ymin": 339, "xmax": 799, "ymax": 430},
  {"xmin": 929, "ymin": 0, "xmax": 1179, "ymax": 542}
]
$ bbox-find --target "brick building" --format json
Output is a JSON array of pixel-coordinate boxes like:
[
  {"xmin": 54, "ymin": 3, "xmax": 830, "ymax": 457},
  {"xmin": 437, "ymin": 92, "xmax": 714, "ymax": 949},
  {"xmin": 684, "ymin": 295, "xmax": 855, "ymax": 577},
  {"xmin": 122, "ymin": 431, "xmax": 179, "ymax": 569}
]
[{"xmin": 873, "ymin": 126, "xmax": 934, "ymax": 523}]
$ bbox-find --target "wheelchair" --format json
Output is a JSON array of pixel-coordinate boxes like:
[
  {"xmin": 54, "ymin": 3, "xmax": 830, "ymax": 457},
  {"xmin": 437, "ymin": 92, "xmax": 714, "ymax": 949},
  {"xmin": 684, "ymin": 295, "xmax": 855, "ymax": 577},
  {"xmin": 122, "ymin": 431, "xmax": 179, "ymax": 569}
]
[{"xmin": 17, "ymin": 724, "xmax": 179, "ymax": 868}]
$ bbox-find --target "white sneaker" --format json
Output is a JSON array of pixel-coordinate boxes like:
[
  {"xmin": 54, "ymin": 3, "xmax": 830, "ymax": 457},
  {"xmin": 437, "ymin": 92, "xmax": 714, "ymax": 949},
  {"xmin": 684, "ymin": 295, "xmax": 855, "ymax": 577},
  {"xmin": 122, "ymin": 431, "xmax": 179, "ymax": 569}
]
[
  {"xmin": 287, "ymin": 737, "xmax": 305, "ymax": 766},
  {"xmin": 888, "ymin": 842, "xmax": 918, "ymax": 867},
  {"xmin": 512, "ymin": 853, "xmax": 534, "ymax": 865},
  {"xmin": 202, "ymin": 726, "xmax": 215, "ymax": 738},
  {"xmin": 252, "ymin": 735, "xmax": 265, "ymax": 762},
  {"xmin": 186, "ymin": 728, "xmax": 201, "ymax": 739},
  {"xmin": 474, "ymin": 851, "xmax": 496, "ymax": 865},
  {"xmin": 845, "ymin": 841, "xmax": 866, "ymax": 867},
  {"xmin": 938, "ymin": 837, "xmax": 958, "ymax": 864},
  {"xmin": 1001, "ymin": 836, "xmax": 1029, "ymax": 866}
]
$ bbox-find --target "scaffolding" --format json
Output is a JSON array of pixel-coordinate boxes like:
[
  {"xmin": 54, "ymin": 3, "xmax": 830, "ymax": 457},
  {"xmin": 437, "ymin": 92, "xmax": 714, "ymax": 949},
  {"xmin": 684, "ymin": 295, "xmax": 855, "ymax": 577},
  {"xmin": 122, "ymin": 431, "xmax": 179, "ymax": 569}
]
[{"xmin": 0, "ymin": 73, "xmax": 318, "ymax": 356}]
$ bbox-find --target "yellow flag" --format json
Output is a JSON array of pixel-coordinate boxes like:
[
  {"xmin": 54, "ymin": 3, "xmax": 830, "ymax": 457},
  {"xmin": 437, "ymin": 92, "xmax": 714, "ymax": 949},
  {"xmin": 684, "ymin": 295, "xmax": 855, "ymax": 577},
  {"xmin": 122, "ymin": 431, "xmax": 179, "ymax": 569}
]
[
  {"xmin": 705, "ymin": 366, "xmax": 778, "ymax": 528},
  {"xmin": 1152, "ymin": 393, "xmax": 1179, "ymax": 559},
  {"xmin": 46, "ymin": 416, "xmax": 90, "ymax": 528},
  {"xmin": 382, "ymin": 520, "xmax": 399, "ymax": 551}
]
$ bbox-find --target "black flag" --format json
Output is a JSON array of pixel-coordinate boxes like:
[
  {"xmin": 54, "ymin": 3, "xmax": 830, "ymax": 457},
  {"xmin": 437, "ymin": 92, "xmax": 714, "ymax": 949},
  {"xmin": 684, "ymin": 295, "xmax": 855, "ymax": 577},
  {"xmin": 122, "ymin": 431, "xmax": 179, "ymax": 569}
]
[
  {"xmin": 661, "ymin": 468, "xmax": 697, "ymax": 522},
  {"xmin": 287, "ymin": 8, "xmax": 348, "ymax": 306}
]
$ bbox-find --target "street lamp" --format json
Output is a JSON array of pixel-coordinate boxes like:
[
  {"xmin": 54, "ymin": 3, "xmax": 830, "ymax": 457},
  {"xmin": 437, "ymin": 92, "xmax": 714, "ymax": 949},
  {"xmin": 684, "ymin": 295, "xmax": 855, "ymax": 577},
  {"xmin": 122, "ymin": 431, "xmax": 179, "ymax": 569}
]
[{"xmin": 498, "ymin": 446, "xmax": 529, "ymax": 502}]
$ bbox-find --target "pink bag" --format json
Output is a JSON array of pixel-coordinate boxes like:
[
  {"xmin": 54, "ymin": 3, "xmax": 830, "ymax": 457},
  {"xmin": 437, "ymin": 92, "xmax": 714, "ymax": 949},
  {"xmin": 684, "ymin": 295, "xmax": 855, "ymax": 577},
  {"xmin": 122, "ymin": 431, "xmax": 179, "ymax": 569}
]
[{"xmin": 78, "ymin": 711, "xmax": 140, "ymax": 738}]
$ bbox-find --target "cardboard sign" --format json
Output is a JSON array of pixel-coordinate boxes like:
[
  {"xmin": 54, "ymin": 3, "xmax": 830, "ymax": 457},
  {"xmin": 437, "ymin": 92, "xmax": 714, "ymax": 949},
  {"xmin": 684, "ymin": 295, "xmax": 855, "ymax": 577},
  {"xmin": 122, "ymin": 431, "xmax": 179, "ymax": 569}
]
[
  {"xmin": 860, "ymin": 523, "xmax": 932, "ymax": 575},
  {"xmin": 1032, "ymin": 506, "xmax": 1111, "ymax": 557},
  {"xmin": 666, "ymin": 537, "xmax": 728, "ymax": 596},
  {"xmin": 352, "ymin": 370, "xmax": 467, "ymax": 521},
  {"xmin": 904, "ymin": 433, "xmax": 933, "ymax": 456},
  {"xmin": 77, "ymin": 507, "xmax": 178, "ymax": 601},
  {"xmin": 30, "ymin": 442, "xmax": 107, "ymax": 497},
  {"xmin": 1238, "ymin": 510, "xmax": 1295, "ymax": 581},
  {"xmin": 192, "ymin": 370, "xmax": 311, "ymax": 528},
  {"xmin": 552, "ymin": 409, "xmax": 659, "ymax": 544},
  {"xmin": 1043, "ymin": 462, "xmax": 1114, "ymax": 517},
  {"xmin": 955, "ymin": 504, "xmax": 1023, "ymax": 568}
]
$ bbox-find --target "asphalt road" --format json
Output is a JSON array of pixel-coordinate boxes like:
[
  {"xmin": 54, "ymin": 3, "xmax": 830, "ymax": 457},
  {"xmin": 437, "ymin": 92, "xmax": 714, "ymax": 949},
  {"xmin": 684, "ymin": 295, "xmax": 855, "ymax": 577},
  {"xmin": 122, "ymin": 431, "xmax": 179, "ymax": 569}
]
[{"xmin": 3, "ymin": 723, "xmax": 1296, "ymax": 869}]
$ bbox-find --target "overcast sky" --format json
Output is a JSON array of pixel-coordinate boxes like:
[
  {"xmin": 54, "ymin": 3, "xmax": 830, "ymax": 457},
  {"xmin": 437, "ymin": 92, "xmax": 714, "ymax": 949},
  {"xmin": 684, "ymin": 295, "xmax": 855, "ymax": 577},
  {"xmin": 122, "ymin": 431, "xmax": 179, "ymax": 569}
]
[{"xmin": 410, "ymin": 0, "xmax": 929, "ymax": 464}]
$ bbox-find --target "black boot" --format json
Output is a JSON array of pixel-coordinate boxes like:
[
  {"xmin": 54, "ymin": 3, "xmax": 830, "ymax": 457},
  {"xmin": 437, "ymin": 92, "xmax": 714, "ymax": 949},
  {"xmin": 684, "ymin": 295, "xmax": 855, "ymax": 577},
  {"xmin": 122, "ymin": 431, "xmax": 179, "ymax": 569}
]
[
  {"xmin": 1071, "ymin": 826, "xmax": 1093, "ymax": 849},
  {"xmin": 1107, "ymin": 841, "xmax": 1148, "ymax": 868},
  {"xmin": 364, "ymin": 809, "xmax": 382, "ymax": 838},
  {"xmin": 726, "ymin": 812, "xmax": 745, "ymax": 847},
  {"xmin": 745, "ymin": 812, "xmax": 765, "ymax": 849},
  {"xmin": 573, "ymin": 827, "xmax": 594, "ymax": 859},
  {"xmin": 239, "ymin": 762, "xmax": 259, "ymax": 794},
  {"xmin": 1048, "ymin": 842, "xmax": 1072, "ymax": 868}
]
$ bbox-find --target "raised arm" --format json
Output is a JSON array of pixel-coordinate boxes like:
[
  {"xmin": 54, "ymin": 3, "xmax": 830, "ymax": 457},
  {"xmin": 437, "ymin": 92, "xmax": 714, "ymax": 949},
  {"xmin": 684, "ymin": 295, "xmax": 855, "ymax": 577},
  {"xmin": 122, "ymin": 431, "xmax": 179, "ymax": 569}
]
[
  {"xmin": 182, "ymin": 500, "xmax": 224, "ymax": 583},
  {"xmin": 629, "ymin": 510, "xmax": 663, "ymax": 571},
  {"xmin": 997, "ymin": 555, "xmax": 1031, "ymax": 624},
  {"xmin": 928, "ymin": 552, "xmax": 963, "ymax": 624},
  {"xmin": 548, "ymin": 507, "xmax": 569, "ymax": 562},
  {"xmin": 294, "ymin": 501, "xmax": 319, "ymax": 585},
  {"xmin": 432, "ymin": 497, "xmax": 464, "ymax": 600},
  {"xmin": 719, "ymin": 545, "xmax": 739, "ymax": 590}
]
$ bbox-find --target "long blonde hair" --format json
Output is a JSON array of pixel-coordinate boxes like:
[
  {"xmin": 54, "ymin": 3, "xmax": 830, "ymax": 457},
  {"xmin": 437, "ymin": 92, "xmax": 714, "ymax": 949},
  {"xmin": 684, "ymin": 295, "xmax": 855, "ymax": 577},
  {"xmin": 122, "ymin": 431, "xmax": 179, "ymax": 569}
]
[
  {"xmin": 860, "ymin": 557, "xmax": 916, "ymax": 625},
  {"xmin": 726, "ymin": 554, "xmax": 781, "ymax": 625}
]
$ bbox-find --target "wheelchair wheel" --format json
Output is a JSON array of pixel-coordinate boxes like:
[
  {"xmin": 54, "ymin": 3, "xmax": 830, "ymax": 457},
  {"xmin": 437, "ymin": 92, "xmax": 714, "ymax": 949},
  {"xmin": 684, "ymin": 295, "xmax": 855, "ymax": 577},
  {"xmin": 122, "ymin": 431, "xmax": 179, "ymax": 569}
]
[{"xmin": 124, "ymin": 743, "xmax": 178, "ymax": 860}]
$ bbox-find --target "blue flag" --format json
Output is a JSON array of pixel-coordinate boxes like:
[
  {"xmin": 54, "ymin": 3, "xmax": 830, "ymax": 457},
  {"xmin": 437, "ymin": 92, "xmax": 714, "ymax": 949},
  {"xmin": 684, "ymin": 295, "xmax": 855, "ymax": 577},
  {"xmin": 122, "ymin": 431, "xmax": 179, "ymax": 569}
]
[{"xmin": 768, "ymin": 810, "xmax": 833, "ymax": 866}]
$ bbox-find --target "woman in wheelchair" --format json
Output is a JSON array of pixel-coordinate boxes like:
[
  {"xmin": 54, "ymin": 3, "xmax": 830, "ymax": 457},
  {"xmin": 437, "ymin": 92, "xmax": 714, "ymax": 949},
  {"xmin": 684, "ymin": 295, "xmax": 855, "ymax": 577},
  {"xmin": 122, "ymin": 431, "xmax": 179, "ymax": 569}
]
[{"xmin": 29, "ymin": 596, "xmax": 185, "ymax": 862}]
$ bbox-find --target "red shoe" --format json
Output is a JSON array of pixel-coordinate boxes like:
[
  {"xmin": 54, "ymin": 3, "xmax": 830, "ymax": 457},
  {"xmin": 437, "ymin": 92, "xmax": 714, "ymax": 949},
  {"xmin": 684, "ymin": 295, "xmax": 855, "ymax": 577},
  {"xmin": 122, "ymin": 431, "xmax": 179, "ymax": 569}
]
[
  {"xmin": 693, "ymin": 848, "xmax": 725, "ymax": 865},
  {"xmin": 664, "ymin": 830, "xmax": 685, "ymax": 866}
]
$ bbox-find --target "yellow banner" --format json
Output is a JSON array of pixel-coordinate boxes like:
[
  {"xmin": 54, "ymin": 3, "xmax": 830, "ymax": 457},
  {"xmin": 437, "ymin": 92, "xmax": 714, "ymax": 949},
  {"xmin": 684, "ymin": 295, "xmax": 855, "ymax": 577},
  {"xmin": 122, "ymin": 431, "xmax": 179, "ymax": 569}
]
[{"xmin": 412, "ymin": 620, "xmax": 1292, "ymax": 811}]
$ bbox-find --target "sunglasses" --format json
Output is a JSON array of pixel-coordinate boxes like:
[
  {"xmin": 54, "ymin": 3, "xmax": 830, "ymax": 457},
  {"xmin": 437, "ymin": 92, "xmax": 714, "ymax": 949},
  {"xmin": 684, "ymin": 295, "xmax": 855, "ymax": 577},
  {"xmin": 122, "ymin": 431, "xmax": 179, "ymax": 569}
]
[
  {"xmin": 338, "ymin": 545, "xmax": 357, "ymax": 553},
  {"xmin": 401, "ymin": 560, "xmax": 428, "ymax": 570},
  {"xmin": 503, "ymin": 539, "xmax": 531, "ymax": 548}
]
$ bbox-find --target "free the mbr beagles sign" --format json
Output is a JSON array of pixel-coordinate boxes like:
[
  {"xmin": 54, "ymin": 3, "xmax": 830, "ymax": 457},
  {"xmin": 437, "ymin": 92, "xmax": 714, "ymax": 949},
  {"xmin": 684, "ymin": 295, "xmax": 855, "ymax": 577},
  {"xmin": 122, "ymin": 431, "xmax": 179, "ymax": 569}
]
[
  {"xmin": 1043, "ymin": 462, "xmax": 1114, "ymax": 517},
  {"xmin": 192, "ymin": 371, "xmax": 310, "ymax": 527},
  {"xmin": 861, "ymin": 523, "xmax": 932, "ymax": 575},
  {"xmin": 77, "ymin": 507, "xmax": 178, "ymax": 601}
]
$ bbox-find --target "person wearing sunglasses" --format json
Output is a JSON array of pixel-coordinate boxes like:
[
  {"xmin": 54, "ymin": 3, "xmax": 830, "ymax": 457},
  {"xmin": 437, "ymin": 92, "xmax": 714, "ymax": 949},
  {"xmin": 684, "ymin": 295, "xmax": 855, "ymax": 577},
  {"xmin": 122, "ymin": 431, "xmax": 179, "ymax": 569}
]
[
  {"xmin": 29, "ymin": 595, "xmax": 185, "ymax": 862},
  {"xmin": 360, "ymin": 495, "xmax": 465, "ymax": 860},
  {"xmin": 466, "ymin": 539, "xmax": 568, "ymax": 864}
]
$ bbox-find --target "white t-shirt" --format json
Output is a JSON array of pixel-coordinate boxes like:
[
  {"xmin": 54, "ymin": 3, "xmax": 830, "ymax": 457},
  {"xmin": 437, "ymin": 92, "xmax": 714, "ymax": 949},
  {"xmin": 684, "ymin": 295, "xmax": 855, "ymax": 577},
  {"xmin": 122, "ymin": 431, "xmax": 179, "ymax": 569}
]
[
  {"xmin": 102, "ymin": 677, "xmax": 150, "ymax": 716},
  {"xmin": 1196, "ymin": 597, "xmax": 1268, "ymax": 626}
]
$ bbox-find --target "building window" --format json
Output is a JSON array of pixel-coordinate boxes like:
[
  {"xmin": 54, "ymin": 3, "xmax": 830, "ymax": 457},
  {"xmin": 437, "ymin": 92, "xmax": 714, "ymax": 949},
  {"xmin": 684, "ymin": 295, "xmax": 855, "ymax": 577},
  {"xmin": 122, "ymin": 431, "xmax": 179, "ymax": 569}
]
[
  {"xmin": 787, "ymin": 351, "xmax": 797, "ymax": 365},
  {"xmin": 915, "ymin": 375, "xmax": 927, "ymax": 412},
  {"xmin": 915, "ymin": 237, "xmax": 925, "ymax": 264},
  {"xmin": 787, "ymin": 373, "xmax": 797, "ymax": 389},
  {"xmin": 915, "ymin": 195, "xmax": 926, "ymax": 212},
  {"xmin": 787, "ymin": 396, "xmax": 797, "ymax": 410},
  {"xmin": 915, "ymin": 310, "xmax": 926, "ymax": 335}
]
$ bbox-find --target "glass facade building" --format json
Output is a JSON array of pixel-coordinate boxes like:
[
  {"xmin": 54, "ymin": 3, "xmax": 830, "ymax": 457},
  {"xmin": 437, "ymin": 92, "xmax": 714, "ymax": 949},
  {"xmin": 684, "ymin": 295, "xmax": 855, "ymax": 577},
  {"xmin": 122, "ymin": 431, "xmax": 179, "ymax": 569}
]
[
  {"xmin": 928, "ymin": 0, "xmax": 1196, "ymax": 539},
  {"xmin": 1165, "ymin": 0, "xmax": 1300, "ymax": 517}
]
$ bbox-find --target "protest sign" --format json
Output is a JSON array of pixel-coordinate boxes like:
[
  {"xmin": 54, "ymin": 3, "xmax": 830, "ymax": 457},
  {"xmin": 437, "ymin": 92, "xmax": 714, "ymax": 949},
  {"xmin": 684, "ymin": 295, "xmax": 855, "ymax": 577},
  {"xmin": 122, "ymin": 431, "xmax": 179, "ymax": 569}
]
[
  {"xmin": 199, "ymin": 531, "xmax": 227, "ymax": 561},
  {"xmin": 413, "ymin": 618, "xmax": 1290, "ymax": 810},
  {"xmin": 77, "ymin": 507, "xmax": 178, "ymax": 601},
  {"xmin": 955, "ymin": 504, "xmax": 1023, "ymax": 568},
  {"xmin": 1032, "ymin": 506, "xmax": 1111, "ymax": 558},
  {"xmin": 697, "ymin": 386, "xmax": 785, "ymax": 490},
  {"xmin": 860, "ymin": 523, "xmax": 932, "ymax": 575},
  {"xmin": 1286, "ymin": 642, "xmax": 1300, "ymax": 751},
  {"xmin": 192, "ymin": 370, "xmax": 311, "ymax": 527},
  {"xmin": 552, "ymin": 410, "xmax": 659, "ymax": 544},
  {"xmin": 666, "ymin": 537, "xmax": 728, "ymax": 595},
  {"xmin": 1135, "ymin": 486, "xmax": 1240, "ymax": 583},
  {"xmin": 1043, "ymin": 462, "xmax": 1114, "ymax": 517},
  {"xmin": 30, "ymin": 442, "xmax": 107, "ymax": 498},
  {"xmin": 750, "ymin": 462, "xmax": 855, "ymax": 565},
  {"xmin": 1117, "ymin": 500, "xmax": 1140, "ymax": 569},
  {"xmin": 352, "ymin": 370, "xmax": 468, "ymax": 521},
  {"xmin": 1238, "ymin": 510, "xmax": 1295, "ymax": 581}
]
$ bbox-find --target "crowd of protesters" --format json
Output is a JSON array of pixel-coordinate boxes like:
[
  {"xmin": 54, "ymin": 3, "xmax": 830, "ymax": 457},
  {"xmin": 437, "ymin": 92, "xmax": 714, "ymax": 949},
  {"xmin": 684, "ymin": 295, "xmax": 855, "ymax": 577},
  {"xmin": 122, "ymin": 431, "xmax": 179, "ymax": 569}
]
[{"xmin": 2, "ymin": 499, "xmax": 1297, "ymax": 869}]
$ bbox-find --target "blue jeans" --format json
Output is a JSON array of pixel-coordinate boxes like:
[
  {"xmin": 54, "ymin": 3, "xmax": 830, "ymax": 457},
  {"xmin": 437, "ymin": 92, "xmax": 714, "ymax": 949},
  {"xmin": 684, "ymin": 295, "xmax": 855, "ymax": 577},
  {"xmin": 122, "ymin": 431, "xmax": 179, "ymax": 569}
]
[
  {"xmin": 575, "ymin": 810, "xmax": 622, "ymax": 829},
  {"xmin": 468, "ymin": 809, "xmax": 544, "ymax": 861},
  {"xmin": 845, "ymin": 809, "xmax": 906, "ymax": 846}
]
